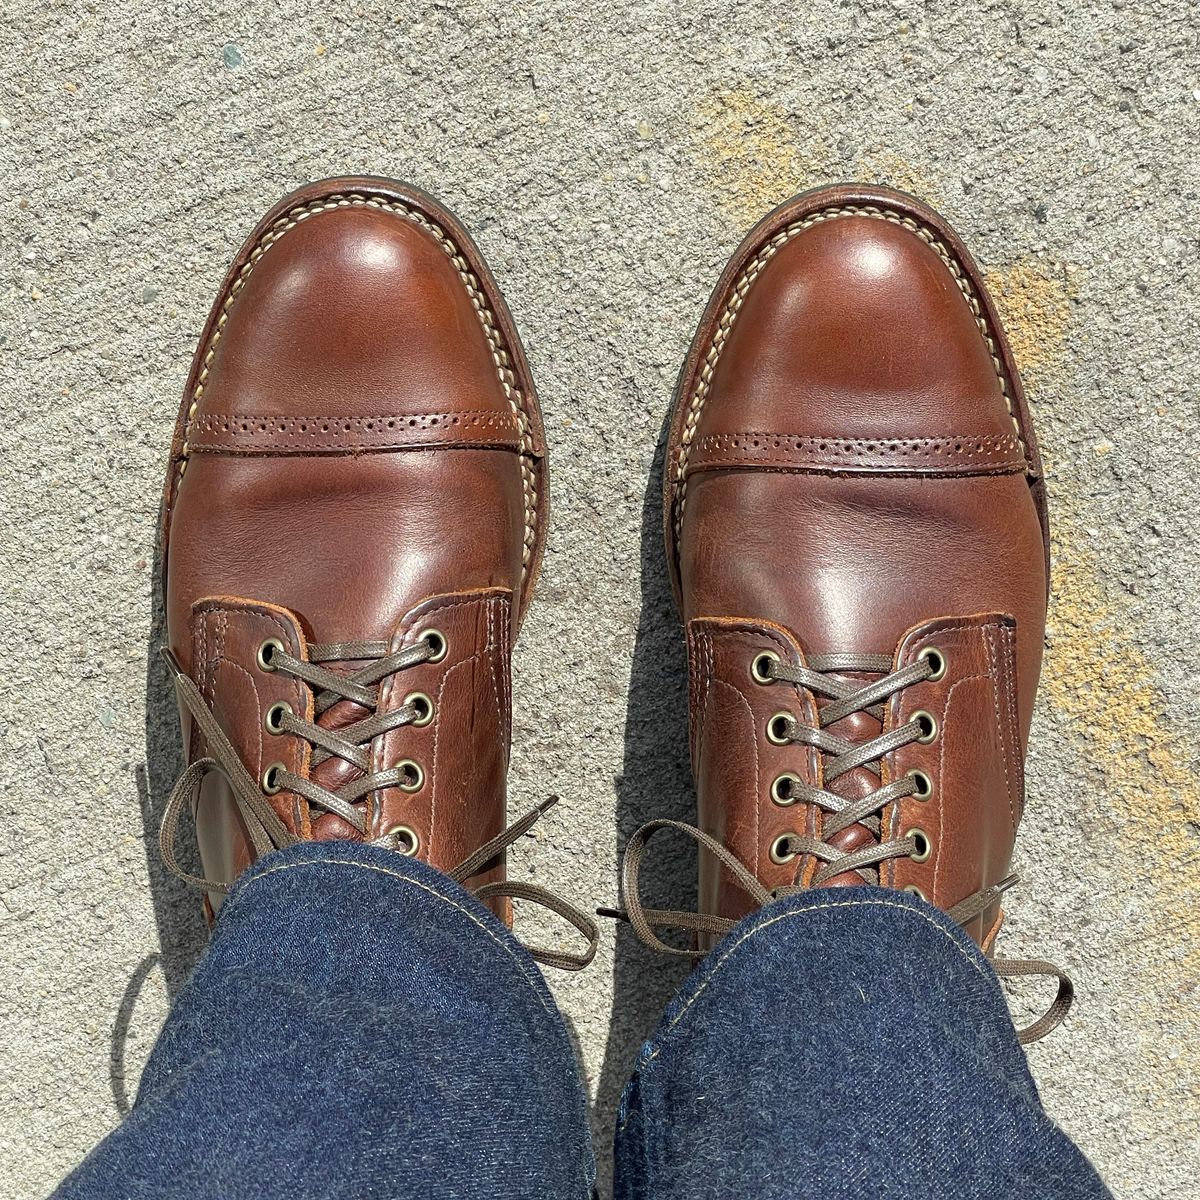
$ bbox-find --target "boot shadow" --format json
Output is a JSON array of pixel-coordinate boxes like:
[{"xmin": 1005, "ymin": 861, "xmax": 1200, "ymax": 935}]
[
  {"xmin": 138, "ymin": 514, "xmax": 208, "ymax": 998},
  {"xmin": 592, "ymin": 421, "xmax": 696, "ymax": 1198}
]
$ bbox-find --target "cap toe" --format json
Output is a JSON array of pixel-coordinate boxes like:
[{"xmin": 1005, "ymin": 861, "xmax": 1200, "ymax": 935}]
[
  {"xmin": 192, "ymin": 203, "xmax": 509, "ymax": 423},
  {"xmin": 697, "ymin": 212, "xmax": 1022, "ymax": 449}
]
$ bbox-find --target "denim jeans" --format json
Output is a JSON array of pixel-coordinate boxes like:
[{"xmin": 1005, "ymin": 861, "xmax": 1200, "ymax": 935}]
[{"xmin": 55, "ymin": 842, "xmax": 1111, "ymax": 1199}]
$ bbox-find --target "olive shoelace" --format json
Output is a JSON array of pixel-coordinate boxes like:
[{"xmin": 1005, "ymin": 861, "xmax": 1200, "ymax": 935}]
[
  {"xmin": 609, "ymin": 651, "xmax": 1074, "ymax": 1043},
  {"xmin": 159, "ymin": 640, "xmax": 597, "ymax": 972}
]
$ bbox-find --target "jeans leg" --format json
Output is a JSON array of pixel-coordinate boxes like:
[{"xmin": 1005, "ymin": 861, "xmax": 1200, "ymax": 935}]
[
  {"xmin": 55, "ymin": 842, "xmax": 595, "ymax": 1200},
  {"xmin": 614, "ymin": 887, "xmax": 1111, "ymax": 1200}
]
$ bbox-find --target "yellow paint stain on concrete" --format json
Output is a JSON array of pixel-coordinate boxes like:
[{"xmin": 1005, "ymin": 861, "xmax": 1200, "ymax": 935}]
[
  {"xmin": 1045, "ymin": 499, "xmax": 1200, "ymax": 1105},
  {"xmin": 689, "ymin": 89, "xmax": 944, "ymax": 226},
  {"xmin": 984, "ymin": 262, "xmax": 1073, "ymax": 375},
  {"xmin": 990, "ymin": 259, "xmax": 1200, "ymax": 1112},
  {"xmin": 690, "ymin": 90, "xmax": 828, "ymax": 225}
]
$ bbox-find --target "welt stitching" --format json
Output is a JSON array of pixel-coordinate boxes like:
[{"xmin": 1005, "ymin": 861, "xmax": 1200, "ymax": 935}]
[
  {"xmin": 642, "ymin": 897, "xmax": 989, "ymax": 1064},
  {"xmin": 232, "ymin": 856, "xmax": 556, "ymax": 1015},
  {"xmin": 177, "ymin": 191, "xmax": 539, "ymax": 590},
  {"xmin": 673, "ymin": 204, "xmax": 1027, "ymax": 538}
]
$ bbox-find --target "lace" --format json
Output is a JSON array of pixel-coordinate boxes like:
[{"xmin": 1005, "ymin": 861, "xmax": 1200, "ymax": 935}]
[
  {"xmin": 159, "ymin": 642, "xmax": 597, "ymax": 971},
  {"xmin": 764, "ymin": 651, "xmax": 940, "ymax": 881},
  {"xmin": 607, "ymin": 650, "xmax": 1074, "ymax": 1042}
]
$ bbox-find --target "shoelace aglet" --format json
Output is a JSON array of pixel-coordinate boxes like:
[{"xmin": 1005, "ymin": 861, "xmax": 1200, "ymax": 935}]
[
  {"xmin": 993, "ymin": 872, "xmax": 1020, "ymax": 897},
  {"xmin": 536, "ymin": 794, "xmax": 560, "ymax": 817},
  {"xmin": 596, "ymin": 905, "xmax": 627, "ymax": 922},
  {"xmin": 158, "ymin": 645, "xmax": 186, "ymax": 680}
]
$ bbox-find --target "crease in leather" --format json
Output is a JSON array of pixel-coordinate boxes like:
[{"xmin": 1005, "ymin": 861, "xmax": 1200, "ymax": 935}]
[
  {"xmin": 370, "ymin": 588, "xmax": 513, "ymax": 881},
  {"xmin": 880, "ymin": 614, "xmax": 1021, "ymax": 929}
]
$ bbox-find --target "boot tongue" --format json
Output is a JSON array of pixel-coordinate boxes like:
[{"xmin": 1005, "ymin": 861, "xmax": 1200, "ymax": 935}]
[{"xmin": 810, "ymin": 669, "xmax": 886, "ymax": 890}]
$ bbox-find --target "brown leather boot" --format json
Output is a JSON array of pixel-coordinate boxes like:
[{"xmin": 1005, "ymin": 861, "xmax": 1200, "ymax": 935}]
[
  {"xmin": 158, "ymin": 177, "xmax": 591, "ymax": 966},
  {"xmin": 624, "ymin": 184, "xmax": 1070, "ymax": 1039}
]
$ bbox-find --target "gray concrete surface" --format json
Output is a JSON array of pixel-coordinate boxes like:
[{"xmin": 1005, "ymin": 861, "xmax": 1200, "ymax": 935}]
[{"xmin": 1, "ymin": 1, "xmax": 1198, "ymax": 1196}]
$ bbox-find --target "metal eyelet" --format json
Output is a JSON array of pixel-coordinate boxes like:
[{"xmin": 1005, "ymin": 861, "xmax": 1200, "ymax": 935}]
[
  {"xmin": 766, "ymin": 711, "xmax": 795, "ymax": 745},
  {"xmin": 403, "ymin": 692, "xmax": 434, "ymax": 727},
  {"xmin": 906, "ymin": 768, "xmax": 933, "ymax": 800},
  {"xmin": 261, "ymin": 762, "xmax": 286, "ymax": 795},
  {"xmin": 908, "ymin": 828, "xmax": 932, "ymax": 863},
  {"xmin": 903, "ymin": 884, "xmax": 928, "ymax": 901},
  {"xmin": 750, "ymin": 650, "xmax": 780, "ymax": 684},
  {"xmin": 769, "ymin": 834, "xmax": 797, "ymax": 864},
  {"xmin": 770, "ymin": 772, "xmax": 801, "ymax": 806},
  {"xmin": 383, "ymin": 824, "xmax": 420, "ymax": 856},
  {"xmin": 397, "ymin": 760, "xmax": 425, "ymax": 792},
  {"xmin": 263, "ymin": 701, "xmax": 293, "ymax": 735},
  {"xmin": 420, "ymin": 629, "xmax": 447, "ymax": 663},
  {"xmin": 256, "ymin": 637, "xmax": 286, "ymax": 672},
  {"xmin": 917, "ymin": 646, "xmax": 947, "ymax": 681},
  {"xmin": 911, "ymin": 710, "xmax": 939, "ymax": 744}
]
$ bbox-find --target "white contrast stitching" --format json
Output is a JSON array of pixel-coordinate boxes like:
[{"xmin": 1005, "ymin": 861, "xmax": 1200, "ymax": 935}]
[
  {"xmin": 642, "ymin": 896, "xmax": 989, "ymax": 1065},
  {"xmin": 178, "ymin": 192, "xmax": 539, "ymax": 588},
  {"xmin": 232, "ymin": 855, "xmax": 556, "ymax": 1014},
  {"xmin": 673, "ymin": 204, "xmax": 1027, "ymax": 539}
]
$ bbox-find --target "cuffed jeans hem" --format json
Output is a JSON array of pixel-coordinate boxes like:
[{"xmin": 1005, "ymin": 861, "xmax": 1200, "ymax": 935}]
[
  {"xmin": 54, "ymin": 841, "xmax": 596, "ymax": 1200},
  {"xmin": 614, "ymin": 887, "xmax": 1112, "ymax": 1200}
]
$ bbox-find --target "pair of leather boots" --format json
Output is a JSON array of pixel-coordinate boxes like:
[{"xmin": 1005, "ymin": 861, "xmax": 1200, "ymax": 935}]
[{"xmin": 159, "ymin": 177, "xmax": 1070, "ymax": 1040}]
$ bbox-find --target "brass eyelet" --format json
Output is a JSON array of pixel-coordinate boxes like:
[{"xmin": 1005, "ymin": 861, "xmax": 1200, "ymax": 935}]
[
  {"xmin": 917, "ymin": 645, "xmax": 947, "ymax": 681},
  {"xmin": 261, "ymin": 761, "xmax": 286, "ymax": 795},
  {"xmin": 256, "ymin": 637, "xmax": 286, "ymax": 672},
  {"xmin": 906, "ymin": 768, "xmax": 933, "ymax": 801},
  {"xmin": 769, "ymin": 834, "xmax": 797, "ymax": 864},
  {"xmin": 397, "ymin": 759, "xmax": 425, "ymax": 792},
  {"xmin": 751, "ymin": 650, "xmax": 780, "ymax": 684},
  {"xmin": 263, "ymin": 701, "xmax": 293, "ymax": 735},
  {"xmin": 766, "ymin": 711, "xmax": 795, "ymax": 745},
  {"xmin": 911, "ymin": 710, "xmax": 939, "ymax": 744},
  {"xmin": 908, "ymin": 828, "xmax": 932, "ymax": 863},
  {"xmin": 420, "ymin": 629, "xmax": 447, "ymax": 663},
  {"xmin": 770, "ymin": 772, "xmax": 801, "ymax": 806},
  {"xmin": 403, "ymin": 692, "xmax": 434, "ymax": 727},
  {"xmin": 903, "ymin": 884, "xmax": 928, "ymax": 902},
  {"xmin": 383, "ymin": 824, "xmax": 420, "ymax": 856}
]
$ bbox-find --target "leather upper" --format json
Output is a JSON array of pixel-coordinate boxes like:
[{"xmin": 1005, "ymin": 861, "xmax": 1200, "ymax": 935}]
[
  {"xmin": 667, "ymin": 186, "xmax": 1048, "ymax": 946},
  {"xmin": 162, "ymin": 178, "xmax": 545, "ymax": 900}
]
